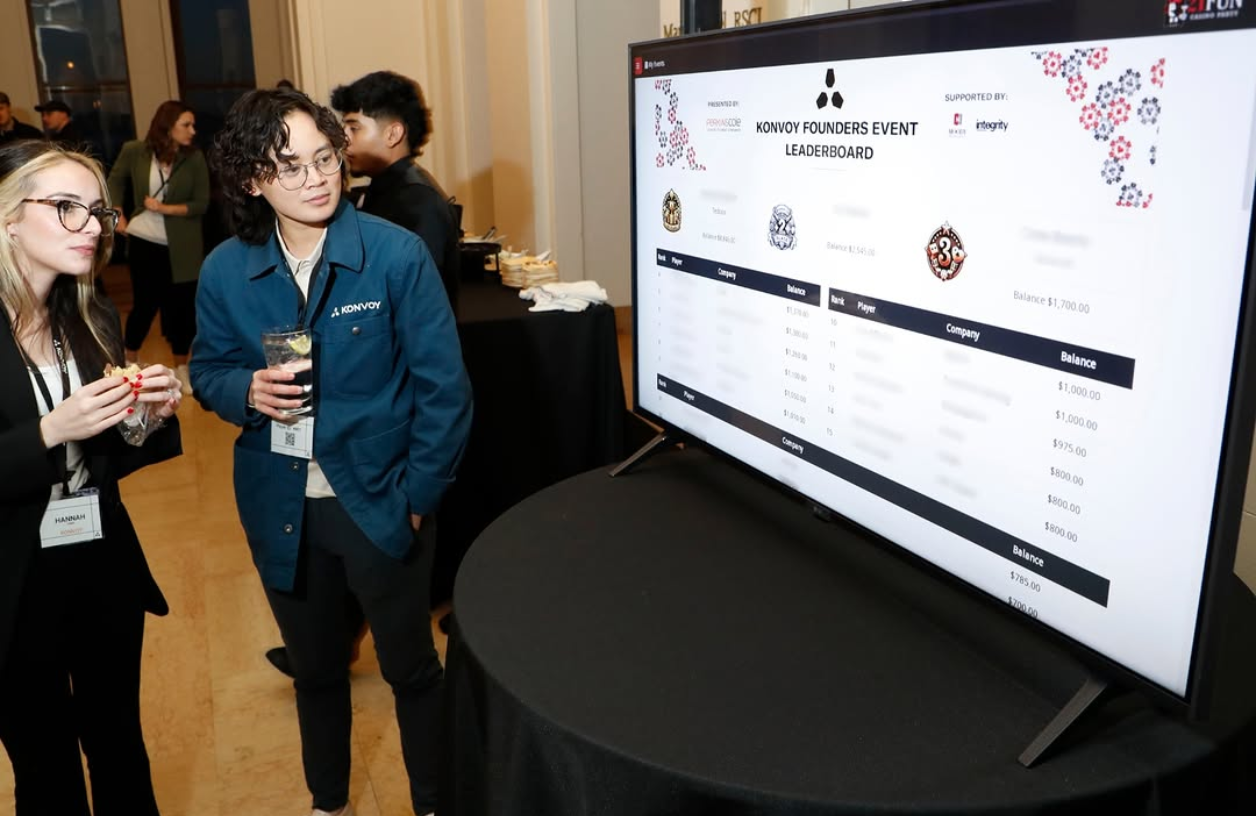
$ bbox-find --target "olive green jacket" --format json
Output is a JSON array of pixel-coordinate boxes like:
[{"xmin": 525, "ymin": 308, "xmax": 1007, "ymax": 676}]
[{"xmin": 107, "ymin": 140, "xmax": 209, "ymax": 284}]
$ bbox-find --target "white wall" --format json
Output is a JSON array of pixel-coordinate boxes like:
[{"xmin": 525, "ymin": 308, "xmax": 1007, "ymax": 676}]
[
  {"xmin": 659, "ymin": 0, "xmax": 824, "ymax": 38},
  {"xmin": 119, "ymin": 0, "xmax": 180, "ymax": 130},
  {"xmin": 454, "ymin": 0, "xmax": 496, "ymax": 237},
  {"xmin": 567, "ymin": 2, "xmax": 658, "ymax": 303},
  {"xmin": 546, "ymin": 0, "xmax": 583, "ymax": 282},
  {"xmin": 481, "ymin": 0, "xmax": 542, "ymax": 253},
  {"xmin": 285, "ymin": 0, "xmax": 487, "ymax": 235},
  {"xmin": 249, "ymin": 0, "xmax": 296, "ymax": 89},
  {"xmin": 0, "ymin": 0, "xmax": 39, "ymax": 124}
]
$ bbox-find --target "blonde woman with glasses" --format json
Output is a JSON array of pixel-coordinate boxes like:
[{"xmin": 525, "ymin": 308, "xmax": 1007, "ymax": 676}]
[{"xmin": 0, "ymin": 139, "xmax": 184, "ymax": 816}]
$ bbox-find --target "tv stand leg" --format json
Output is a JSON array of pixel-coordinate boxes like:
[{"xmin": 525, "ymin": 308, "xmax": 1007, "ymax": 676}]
[
  {"xmin": 1018, "ymin": 673, "xmax": 1110, "ymax": 767},
  {"xmin": 610, "ymin": 431, "xmax": 680, "ymax": 477}
]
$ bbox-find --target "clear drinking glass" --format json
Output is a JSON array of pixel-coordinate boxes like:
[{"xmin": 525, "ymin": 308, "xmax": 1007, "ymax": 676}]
[{"xmin": 261, "ymin": 326, "xmax": 313, "ymax": 415}]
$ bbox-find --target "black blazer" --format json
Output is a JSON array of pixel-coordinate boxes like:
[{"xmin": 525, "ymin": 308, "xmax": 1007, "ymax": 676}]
[
  {"xmin": 0, "ymin": 306, "xmax": 180, "ymax": 676},
  {"xmin": 0, "ymin": 119, "xmax": 44, "ymax": 145},
  {"xmin": 361, "ymin": 158, "xmax": 460, "ymax": 309}
]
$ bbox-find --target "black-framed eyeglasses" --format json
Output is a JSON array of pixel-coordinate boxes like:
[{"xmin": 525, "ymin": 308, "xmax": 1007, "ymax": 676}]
[
  {"xmin": 22, "ymin": 199, "xmax": 120, "ymax": 234},
  {"xmin": 275, "ymin": 151, "xmax": 344, "ymax": 191}
]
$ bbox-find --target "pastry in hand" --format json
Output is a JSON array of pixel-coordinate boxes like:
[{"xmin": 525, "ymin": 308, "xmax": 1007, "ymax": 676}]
[{"xmin": 104, "ymin": 362, "xmax": 142, "ymax": 379}]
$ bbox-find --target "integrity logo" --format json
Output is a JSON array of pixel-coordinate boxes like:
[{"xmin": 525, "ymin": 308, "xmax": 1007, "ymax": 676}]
[{"xmin": 976, "ymin": 119, "xmax": 1009, "ymax": 132}]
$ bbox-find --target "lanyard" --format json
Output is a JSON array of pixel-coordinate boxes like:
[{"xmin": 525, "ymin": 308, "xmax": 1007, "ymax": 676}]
[
  {"xmin": 18, "ymin": 331, "xmax": 75, "ymax": 495},
  {"xmin": 154, "ymin": 164, "xmax": 168, "ymax": 200},
  {"xmin": 153, "ymin": 156, "xmax": 182, "ymax": 199}
]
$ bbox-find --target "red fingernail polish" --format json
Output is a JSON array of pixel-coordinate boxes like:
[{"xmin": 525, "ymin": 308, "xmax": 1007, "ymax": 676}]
[
  {"xmin": 122, "ymin": 376, "xmax": 129, "ymax": 382},
  {"xmin": 127, "ymin": 408, "xmax": 134, "ymax": 414},
  {"xmin": 136, "ymin": 374, "xmax": 143, "ymax": 380}
]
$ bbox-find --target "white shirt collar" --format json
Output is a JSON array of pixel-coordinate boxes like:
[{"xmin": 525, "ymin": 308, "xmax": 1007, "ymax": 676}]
[{"xmin": 276, "ymin": 223, "xmax": 328, "ymax": 277}]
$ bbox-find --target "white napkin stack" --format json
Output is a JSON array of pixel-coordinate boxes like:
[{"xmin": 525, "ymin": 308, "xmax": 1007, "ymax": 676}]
[{"xmin": 519, "ymin": 281, "xmax": 609, "ymax": 313}]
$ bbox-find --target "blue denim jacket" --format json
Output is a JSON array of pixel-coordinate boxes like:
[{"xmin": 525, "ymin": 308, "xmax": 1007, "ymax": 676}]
[{"xmin": 190, "ymin": 202, "xmax": 472, "ymax": 590}]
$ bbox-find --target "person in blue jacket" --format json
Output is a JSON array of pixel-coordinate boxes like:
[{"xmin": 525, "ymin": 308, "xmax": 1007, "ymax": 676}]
[{"xmin": 189, "ymin": 89, "xmax": 471, "ymax": 816}]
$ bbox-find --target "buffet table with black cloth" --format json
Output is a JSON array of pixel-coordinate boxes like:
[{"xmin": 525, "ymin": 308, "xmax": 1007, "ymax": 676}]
[
  {"xmin": 433, "ymin": 280, "xmax": 626, "ymax": 602},
  {"xmin": 443, "ymin": 448, "xmax": 1256, "ymax": 815}
]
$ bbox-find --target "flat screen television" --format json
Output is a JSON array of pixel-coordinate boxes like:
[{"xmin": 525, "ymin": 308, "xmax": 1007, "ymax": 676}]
[{"xmin": 628, "ymin": 0, "xmax": 1256, "ymax": 715}]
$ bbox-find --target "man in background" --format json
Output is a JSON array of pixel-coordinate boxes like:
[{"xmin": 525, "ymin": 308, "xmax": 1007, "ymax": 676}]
[
  {"xmin": 35, "ymin": 100, "xmax": 84, "ymax": 147},
  {"xmin": 331, "ymin": 70, "xmax": 461, "ymax": 313},
  {"xmin": 0, "ymin": 92, "xmax": 43, "ymax": 144}
]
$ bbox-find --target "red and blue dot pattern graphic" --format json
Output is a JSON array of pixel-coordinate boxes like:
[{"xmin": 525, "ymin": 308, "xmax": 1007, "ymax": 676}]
[
  {"xmin": 1033, "ymin": 47, "xmax": 1165, "ymax": 209},
  {"xmin": 653, "ymin": 80, "xmax": 706, "ymax": 171}
]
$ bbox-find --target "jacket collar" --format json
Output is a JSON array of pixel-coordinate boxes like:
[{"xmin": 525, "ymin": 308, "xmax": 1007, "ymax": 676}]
[{"xmin": 246, "ymin": 198, "xmax": 365, "ymax": 280}]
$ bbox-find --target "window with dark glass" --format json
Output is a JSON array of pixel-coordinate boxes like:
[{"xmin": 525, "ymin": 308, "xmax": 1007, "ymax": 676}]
[
  {"xmin": 170, "ymin": 0, "xmax": 257, "ymax": 152},
  {"xmin": 26, "ymin": 0, "xmax": 136, "ymax": 168}
]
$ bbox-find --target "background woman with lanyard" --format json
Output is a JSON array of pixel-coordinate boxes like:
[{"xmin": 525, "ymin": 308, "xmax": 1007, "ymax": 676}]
[
  {"xmin": 0, "ymin": 139, "xmax": 184, "ymax": 815},
  {"xmin": 108, "ymin": 100, "xmax": 209, "ymax": 393}
]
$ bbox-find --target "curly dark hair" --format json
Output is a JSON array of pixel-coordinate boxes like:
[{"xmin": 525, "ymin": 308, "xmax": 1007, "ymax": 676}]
[
  {"xmin": 330, "ymin": 71, "xmax": 432, "ymax": 156},
  {"xmin": 145, "ymin": 100, "xmax": 194, "ymax": 164},
  {"xmin": 212, "ymin": 89, "xmax": 346, "ymax": 245}
]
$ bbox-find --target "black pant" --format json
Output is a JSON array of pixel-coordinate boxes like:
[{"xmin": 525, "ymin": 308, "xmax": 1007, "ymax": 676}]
[
  {"xmin": 264, "ymin": 499, "xmax": 443, "ymax": 813},
  {"xmin": 125, "ymin": 238, "xmax": 197, "ymax": 357},
  {"xmin": 163, "ymin": 280, "xmax": 197, "ymax": 357},
  {"xmin": 0, "ymin": 537, "xmax": 159, "ymax": 816}
]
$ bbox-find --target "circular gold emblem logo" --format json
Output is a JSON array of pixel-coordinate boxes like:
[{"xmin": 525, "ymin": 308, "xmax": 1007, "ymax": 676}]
[{"xmin": 663, "ymin": 189, "xmax": 682, "ymax": 233}]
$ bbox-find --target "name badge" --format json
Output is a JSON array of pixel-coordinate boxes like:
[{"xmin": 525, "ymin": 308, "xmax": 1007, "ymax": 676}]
[
  {"xmin": 272, "ymin": 416, "xmax": 315, "ymax": 459},
  {"xmin": 40, "ymin": 489, "xmax": 104, "ymax": 548}
]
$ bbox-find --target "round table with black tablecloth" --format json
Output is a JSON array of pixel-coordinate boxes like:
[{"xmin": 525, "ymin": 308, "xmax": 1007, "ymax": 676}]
[
  {"xmin": 433, "ymin": 281, "xmax": 627, "ymax": 603},
  {"xmin": 441, "ymin": 448, "xmax": 1256, "ymax": 816}
]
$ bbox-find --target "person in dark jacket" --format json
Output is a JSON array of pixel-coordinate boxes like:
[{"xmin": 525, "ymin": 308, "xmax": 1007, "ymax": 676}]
[
  {"xmin": 0, "ymin": 92, "xmax": 43, "ymax": 145},
  {"xmin": 257, "ymin": 71, "xmax": 467, "ymax": 682},
  {"xmin": 190, "ymin": 89, "xmax": 470, "ymax": 816},
  {"xmin": 0, "ymin": 139, "xmax": 184, "ymax": 816},
  {"xmin": 331, "ymin": 71, "xmax": 460, "ymax": 313},
  {"xmin": 35, "ymin": 100, "xmax": 85, "ymax": 150}
]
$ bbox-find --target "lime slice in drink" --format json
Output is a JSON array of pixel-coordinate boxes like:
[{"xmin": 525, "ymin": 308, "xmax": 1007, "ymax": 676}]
[{"xmin": 287, "ymin": 334, "xmax": 313, "ymax": 356}]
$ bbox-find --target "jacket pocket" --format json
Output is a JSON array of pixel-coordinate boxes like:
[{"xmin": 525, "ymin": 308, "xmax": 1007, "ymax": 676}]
[
  {"xmin": 349, "ymin": 422, "xmax": 409, "ymax": 497},
  {"xmin": 320, "ymin": 314, "xmax": 394, "ymax": 399}
]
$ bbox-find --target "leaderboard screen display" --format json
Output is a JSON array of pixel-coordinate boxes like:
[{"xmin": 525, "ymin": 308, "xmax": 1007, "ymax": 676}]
[{"xmin": 630, "ymin": 0, "xmax": 1256, "ymax": 700}]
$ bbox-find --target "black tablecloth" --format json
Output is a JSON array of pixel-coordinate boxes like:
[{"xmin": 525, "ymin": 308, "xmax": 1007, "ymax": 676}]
[
  {"xmin": 444, "ymin": 448, "xmax": 1256, "ymax": 815},
  {"xmin": 433, "ymin": 281, "xmax": 626, "ymax": 602}
]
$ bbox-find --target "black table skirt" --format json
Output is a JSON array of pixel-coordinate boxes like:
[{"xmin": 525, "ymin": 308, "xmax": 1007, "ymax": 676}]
[
  {"xmin": 443, "ymin": 448, "xmax": 1256, "ymax": 815},
  {"xmin": 434, "ymin": 282, "xmax": 627, "ymax": 602}
]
